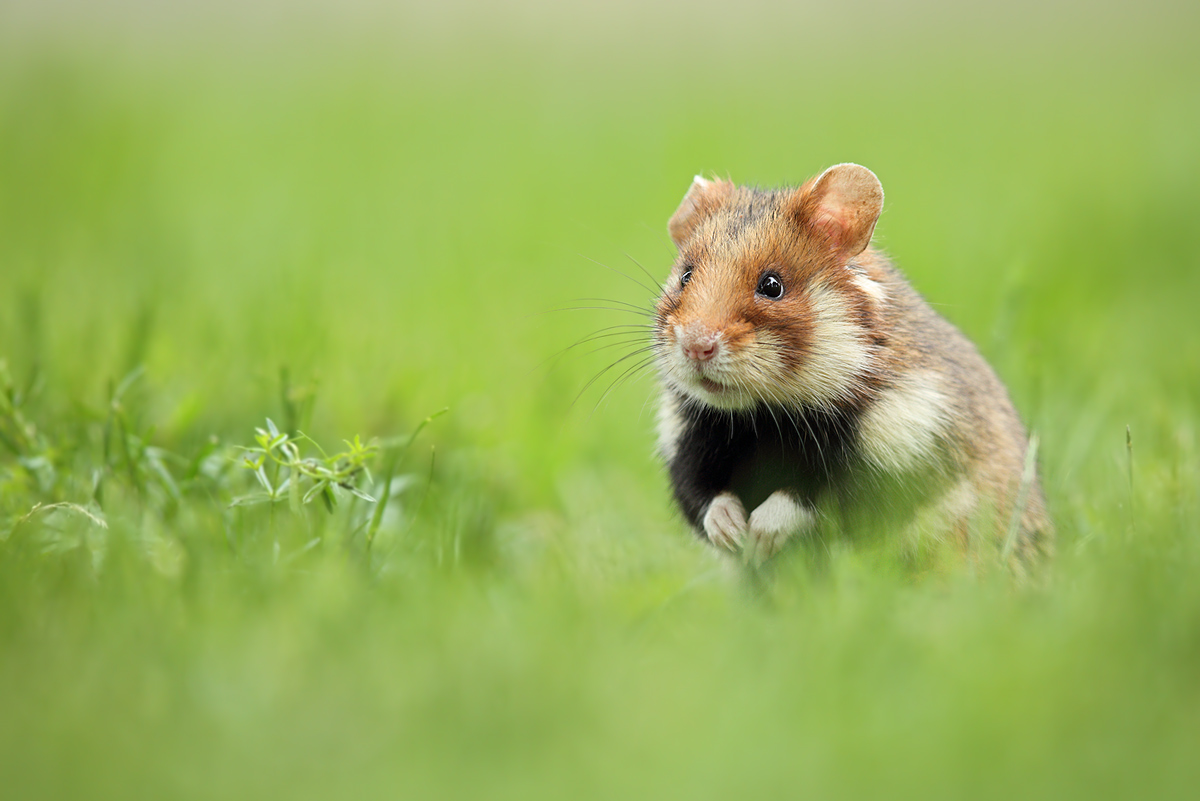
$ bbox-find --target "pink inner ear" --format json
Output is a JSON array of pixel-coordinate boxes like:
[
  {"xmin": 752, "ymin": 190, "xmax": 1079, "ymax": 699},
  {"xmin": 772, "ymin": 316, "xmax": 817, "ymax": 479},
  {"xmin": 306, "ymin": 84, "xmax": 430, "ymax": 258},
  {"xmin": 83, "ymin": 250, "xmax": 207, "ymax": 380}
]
[
  {"xmin": 797, "ymin": 164, "xmax": 883, "ymax": 258},
  {"xmin": 811, "ymin": 210, "xmax": 847, "ymax": 249}
]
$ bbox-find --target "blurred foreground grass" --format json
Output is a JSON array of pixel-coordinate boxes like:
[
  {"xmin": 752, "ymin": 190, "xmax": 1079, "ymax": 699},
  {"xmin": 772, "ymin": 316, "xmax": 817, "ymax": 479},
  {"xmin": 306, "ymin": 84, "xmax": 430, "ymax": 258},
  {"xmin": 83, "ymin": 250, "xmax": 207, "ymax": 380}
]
[{"xmin": 2, "ymin": 2, "xmax": 1200, "ymax": 798}]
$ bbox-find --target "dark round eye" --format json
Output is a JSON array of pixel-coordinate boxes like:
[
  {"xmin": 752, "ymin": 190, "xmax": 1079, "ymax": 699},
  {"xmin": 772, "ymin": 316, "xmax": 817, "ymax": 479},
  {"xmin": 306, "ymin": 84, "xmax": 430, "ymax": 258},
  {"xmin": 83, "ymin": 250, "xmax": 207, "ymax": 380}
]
[
  {"xmin": 756, "ymin": 272, "xmax": 784, "ymax": 299},
  {"xmin": 679, "ymin": 269, "xmax": 693, "ymax": 288}
]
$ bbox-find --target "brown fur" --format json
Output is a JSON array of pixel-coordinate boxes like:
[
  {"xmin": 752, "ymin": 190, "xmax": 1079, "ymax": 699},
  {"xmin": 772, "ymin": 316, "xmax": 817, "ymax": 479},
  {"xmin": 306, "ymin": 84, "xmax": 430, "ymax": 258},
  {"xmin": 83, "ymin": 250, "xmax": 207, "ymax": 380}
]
[{"xmin": 654, "ymin": 165, "xmax": 1053, "ymax": 574}]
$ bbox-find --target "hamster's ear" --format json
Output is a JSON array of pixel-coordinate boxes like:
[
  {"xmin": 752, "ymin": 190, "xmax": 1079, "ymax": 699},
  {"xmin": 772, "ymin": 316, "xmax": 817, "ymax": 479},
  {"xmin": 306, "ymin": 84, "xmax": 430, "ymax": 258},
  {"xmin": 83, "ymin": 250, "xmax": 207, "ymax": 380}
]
[
  {"xmin": 668, "ymin": 175, "xmax": 733, "ymax": 247},
  {"xmin": 792, "ymin": 163, "xmax": 883, "ymax": 258}
]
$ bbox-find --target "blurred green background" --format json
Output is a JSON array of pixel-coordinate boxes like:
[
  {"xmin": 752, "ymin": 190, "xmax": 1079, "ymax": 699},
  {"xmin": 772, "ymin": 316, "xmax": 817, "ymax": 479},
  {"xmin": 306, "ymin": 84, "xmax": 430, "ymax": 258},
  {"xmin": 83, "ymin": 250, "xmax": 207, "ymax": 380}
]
[{"xmin": 2, "ymin": 1, "xmax": 1199, "ymax": 799}]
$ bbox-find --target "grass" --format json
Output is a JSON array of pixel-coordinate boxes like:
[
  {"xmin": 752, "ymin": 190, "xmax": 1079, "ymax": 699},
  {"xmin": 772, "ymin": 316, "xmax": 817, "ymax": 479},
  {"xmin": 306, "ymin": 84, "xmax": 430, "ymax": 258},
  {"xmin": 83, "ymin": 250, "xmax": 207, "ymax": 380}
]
[{"xmin": 2, "ymin": 2, "xmax": 1200, "ymax": 798}]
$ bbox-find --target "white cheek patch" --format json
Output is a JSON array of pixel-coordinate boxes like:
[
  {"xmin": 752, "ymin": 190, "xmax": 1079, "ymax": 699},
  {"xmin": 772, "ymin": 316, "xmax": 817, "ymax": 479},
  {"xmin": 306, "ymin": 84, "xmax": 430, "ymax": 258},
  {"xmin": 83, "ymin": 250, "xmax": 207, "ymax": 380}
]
[
  {"xmin": 858, "ymin": 370, "xmax": 949, "ymax": 474},
  {"xmin": 783, "ymin": 283, "xmax": 874, "ymax": 408}
]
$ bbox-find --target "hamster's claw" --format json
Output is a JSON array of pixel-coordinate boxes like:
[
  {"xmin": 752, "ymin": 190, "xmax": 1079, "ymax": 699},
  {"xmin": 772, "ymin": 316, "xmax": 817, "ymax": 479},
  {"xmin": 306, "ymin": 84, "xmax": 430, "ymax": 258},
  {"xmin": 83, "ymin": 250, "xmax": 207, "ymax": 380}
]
[{"xmin": 703, "ymin": 492, "xmax": 747, "ymax": 552}]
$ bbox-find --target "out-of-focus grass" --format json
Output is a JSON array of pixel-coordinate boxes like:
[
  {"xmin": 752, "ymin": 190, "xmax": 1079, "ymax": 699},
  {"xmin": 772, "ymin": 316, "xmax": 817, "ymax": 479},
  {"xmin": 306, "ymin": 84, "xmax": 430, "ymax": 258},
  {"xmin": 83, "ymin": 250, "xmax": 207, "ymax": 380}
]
[{"xmin": 2, "ymin": 2, "xmax": 1199, "ymax": 799}]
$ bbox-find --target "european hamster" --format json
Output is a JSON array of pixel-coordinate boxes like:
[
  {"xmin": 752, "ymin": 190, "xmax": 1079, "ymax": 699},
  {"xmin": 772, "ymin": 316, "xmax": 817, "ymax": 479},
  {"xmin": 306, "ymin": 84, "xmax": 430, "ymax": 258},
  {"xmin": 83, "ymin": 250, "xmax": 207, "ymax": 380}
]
[{"xmin": 653, "ymin": 163, "xmax": 1052, "ymax": 572}]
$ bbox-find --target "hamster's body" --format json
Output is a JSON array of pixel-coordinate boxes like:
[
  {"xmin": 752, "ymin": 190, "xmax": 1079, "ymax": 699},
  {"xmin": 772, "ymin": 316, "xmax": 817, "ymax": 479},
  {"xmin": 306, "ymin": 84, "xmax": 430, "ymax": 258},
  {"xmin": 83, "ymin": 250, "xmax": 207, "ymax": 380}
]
[{"xmin": 653, "ymin": 164, "xmax": 1051, "ymax": 571}]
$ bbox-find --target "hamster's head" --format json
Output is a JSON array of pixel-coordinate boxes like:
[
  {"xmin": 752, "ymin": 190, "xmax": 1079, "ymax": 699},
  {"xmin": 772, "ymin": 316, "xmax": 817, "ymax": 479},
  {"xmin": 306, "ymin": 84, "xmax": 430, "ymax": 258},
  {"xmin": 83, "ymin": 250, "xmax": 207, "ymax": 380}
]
[{"xmin": 653, "ymin": 163, "xmax": 886, "ymax": 412}]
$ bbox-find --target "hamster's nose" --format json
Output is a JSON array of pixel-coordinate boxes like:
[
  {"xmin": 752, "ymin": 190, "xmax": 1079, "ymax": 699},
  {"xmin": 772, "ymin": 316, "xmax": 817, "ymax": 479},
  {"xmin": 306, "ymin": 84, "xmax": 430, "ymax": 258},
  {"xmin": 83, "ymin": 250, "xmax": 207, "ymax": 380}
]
[
  {"xmin": 679, "ymin": 328, "xmax": 720, "ymax": 362},
  {"xmin": 685, "ymin": 341, "xmax": 718, "ymax": 362}
]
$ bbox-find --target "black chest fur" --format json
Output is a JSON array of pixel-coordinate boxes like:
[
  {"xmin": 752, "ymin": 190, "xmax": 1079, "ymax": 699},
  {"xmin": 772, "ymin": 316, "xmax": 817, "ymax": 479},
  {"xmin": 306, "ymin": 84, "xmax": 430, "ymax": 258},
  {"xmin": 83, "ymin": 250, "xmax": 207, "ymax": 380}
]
[{"xmin": 666, "ymin": 396, "xmax": 861, "ymax": 529}]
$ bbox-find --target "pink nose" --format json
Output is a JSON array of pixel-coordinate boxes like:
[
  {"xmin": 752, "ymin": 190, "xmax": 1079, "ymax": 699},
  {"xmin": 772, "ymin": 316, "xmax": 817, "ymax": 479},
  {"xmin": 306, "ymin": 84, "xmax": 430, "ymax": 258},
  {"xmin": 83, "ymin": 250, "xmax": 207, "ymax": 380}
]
[{"xmin": 681, "ymin": 335, "xmax": 719, "ymax": 362}]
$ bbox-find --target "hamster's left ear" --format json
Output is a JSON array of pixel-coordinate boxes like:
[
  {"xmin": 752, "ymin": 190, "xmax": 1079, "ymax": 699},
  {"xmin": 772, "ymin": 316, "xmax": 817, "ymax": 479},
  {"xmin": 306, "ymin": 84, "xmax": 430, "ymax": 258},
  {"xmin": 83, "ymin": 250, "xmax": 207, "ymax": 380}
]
[
  {"xmin": 669, "ymin": 175, "xmax": 733, "ymax": 247},
  {"xmin": 792, "ymin": 163, "xmax": 884, "ymax": 258}
]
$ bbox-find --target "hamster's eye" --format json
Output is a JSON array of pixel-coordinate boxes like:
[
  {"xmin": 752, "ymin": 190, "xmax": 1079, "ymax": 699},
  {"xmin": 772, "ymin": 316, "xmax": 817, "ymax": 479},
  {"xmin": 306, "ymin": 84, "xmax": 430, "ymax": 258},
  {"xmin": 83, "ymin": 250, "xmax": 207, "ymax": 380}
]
[
  {"xmin": 679, "ymin": 269, "xmax": 693, "ymax": 288},
  {"xmin": 756, "ymin": 272, "xmax": 785, "ymax": 300}
]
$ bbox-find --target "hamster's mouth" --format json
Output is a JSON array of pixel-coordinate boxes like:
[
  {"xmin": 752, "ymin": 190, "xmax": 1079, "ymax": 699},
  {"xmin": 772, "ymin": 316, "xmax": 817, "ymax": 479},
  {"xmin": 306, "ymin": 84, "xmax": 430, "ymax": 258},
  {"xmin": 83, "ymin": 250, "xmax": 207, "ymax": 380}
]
[{"xmin": 678, "ymin": 368, "xmax": 756, "ymax": 410}]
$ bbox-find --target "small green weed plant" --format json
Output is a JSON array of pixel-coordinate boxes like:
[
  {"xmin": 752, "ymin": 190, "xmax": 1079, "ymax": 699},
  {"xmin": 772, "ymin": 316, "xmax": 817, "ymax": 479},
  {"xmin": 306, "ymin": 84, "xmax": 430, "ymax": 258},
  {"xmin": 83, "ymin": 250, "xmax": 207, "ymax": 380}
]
[{"xmin": 1, "ymin": 358, "xmax": 444, "ymax": 573}]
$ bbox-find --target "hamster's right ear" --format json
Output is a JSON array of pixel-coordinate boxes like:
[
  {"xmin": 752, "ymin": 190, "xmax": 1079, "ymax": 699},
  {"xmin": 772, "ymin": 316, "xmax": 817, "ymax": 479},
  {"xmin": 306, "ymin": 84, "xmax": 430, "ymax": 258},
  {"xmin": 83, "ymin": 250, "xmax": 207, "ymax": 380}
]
[{"xmin": 668, "ymin": 175, "xmax": 733, "ymax": 247}]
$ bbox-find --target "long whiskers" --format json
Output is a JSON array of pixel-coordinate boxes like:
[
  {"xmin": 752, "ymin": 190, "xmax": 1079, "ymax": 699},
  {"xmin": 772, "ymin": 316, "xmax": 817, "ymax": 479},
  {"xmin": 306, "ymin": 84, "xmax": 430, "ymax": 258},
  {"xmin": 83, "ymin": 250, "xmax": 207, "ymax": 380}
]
[
  {"xmin": 593, "ymin": 354, "xmax": 658, "ymax": 412},
  {"xmin": 573, "ymin": 346, "xmax": 658, "ymax": 411},
  {"xmin": 539, "ymin": 323, "xmax": 653, "ymax": 369},
  {"xmin": 540, "ymin": 303, "xmax": 654, "ymax": 318},
  {"xmin": 579, "ymin": 254, "xmax": 662, "ymax": 302},
  {"xmin": 549, "ymin": 253, "xmax": 669, "ymax": 413},
  {"xmin": 622, "ymin": 252, "xmax": 665, "ymax": 297},
  {"xmin": 572, "ymin": 297, "xmax": 657, "ymax": 315}
]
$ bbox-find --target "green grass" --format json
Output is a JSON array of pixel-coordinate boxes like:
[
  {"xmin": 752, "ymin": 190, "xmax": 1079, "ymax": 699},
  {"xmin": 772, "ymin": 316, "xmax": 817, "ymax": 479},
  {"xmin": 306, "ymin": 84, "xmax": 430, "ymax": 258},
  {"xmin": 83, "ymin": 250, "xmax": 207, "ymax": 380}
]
[{"xmin": 2, "ymin": 3, "xmax": 1200, "ymax": 798}]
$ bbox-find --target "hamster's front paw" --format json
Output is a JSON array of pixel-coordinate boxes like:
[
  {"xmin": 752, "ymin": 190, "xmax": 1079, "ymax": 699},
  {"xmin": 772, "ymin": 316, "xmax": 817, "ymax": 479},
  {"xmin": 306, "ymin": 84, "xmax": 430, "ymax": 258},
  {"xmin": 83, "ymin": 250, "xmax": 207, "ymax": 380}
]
[
  {"xmin": 703, "ymin": 492, "xmax": 747, "ymax": 552},
  {"xmin": 746, "ymin": 490, "xmax": 813, "ymax": 565}
]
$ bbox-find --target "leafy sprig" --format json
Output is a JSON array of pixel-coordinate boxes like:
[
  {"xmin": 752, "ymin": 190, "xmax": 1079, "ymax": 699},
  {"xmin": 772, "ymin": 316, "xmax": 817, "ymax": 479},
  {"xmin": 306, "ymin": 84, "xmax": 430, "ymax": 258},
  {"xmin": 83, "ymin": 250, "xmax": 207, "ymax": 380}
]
[{"xmin": 233, "ymin": 418, "xmax": 379, "ymax": 513}]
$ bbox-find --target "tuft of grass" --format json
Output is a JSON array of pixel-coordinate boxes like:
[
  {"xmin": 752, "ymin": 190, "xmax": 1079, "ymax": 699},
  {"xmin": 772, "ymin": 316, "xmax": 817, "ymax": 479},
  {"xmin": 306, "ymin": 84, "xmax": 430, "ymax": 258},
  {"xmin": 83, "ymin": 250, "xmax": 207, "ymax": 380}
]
[{"xmin": 2, "ymin": 359, "xmax": 444, "ymax": 584}]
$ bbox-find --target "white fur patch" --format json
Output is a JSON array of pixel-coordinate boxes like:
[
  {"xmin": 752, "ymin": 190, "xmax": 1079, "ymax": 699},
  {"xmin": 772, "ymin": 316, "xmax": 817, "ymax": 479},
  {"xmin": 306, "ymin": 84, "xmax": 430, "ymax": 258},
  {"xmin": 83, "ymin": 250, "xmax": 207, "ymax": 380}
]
[
  {"xmin": 784, "ymin": 282, "xmax": 873, "ymax": 408},
  {"xmin": 850, "ymin": 272, "xmax": 886, "ymax": 304},
  {"xmin": 703, "ymin": 492, "xmax": 747, "ymax": 551},
  {"xmin": 656, "ymin": 392, "xmax": 685, "ymax": 462},
  {"xmin": 746, "ymin": 490, "xmax": 814, "ymax": 564},
  {"xmin": 858, "ymin": 371, "xmax": 949, "ymax": 473}
]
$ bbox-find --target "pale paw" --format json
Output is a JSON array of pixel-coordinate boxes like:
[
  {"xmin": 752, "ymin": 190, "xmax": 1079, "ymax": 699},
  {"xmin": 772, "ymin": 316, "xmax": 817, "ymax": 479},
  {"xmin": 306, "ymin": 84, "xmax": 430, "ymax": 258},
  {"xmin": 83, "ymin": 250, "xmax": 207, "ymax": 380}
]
[
  {"xmin": 746, "ymin": 490, "xmax": 814, "ymax": 565},
  {"xmin": 703, "ymin": 492, "xmax": 747, "ymax": 552}
]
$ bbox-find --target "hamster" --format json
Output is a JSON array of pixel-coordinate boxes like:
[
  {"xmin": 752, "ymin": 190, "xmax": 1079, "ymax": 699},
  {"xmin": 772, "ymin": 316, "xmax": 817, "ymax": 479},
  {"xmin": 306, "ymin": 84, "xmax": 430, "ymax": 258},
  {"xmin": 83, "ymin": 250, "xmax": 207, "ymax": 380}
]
[{"xmin": 653, "ymin": 163, "xmax": 1052, "ymax": 573}]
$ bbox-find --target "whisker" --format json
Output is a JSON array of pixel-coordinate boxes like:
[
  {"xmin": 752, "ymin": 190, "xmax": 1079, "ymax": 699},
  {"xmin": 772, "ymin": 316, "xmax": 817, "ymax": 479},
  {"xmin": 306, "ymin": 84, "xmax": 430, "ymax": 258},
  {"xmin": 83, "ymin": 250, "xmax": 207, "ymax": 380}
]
[
  {"xmin": 593, "ymin": 356, "xmax": 657, "ymax": 412},
  {"xmin": 581, "ymin": 338, "xmax": 655, "ymax": 359},
  {"xmin": 538, "ymin": 327, "xmax": 652, "ymax": 371},
  {"xmin": 573, "ymin": 347, "xmax": 659, "ymax": 409},
  {"xmin": 543, "ymin": 339, "xmax": 651, "ymax": 371},
  {"xmin": 572, "ymin": 325, "xmax": 655, "ymax": 341},
  {"xmin": 580, "ymin": 254, "xmax": 662, "ymax": 301},
  {"xmin": 572, "ymin": 296, "xmax": 656, "ymax": 315},
  {"xmin": 752, "ymin": 373, "xmax": 787, "ymax": 442},
  {"xmin": 538, "ymin": 305, "xmax": 654, "ymax": 318},
  {"xmin": 624, "ymin": 252, "xmax": 665, "ymax": 295},
  {"xmin": 612, "ymin": 362, "xmax": 658, "ymax": 403},
  {"xmin": 744, "ymin": 349, "xmax": 824, "ymax": 463}
]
